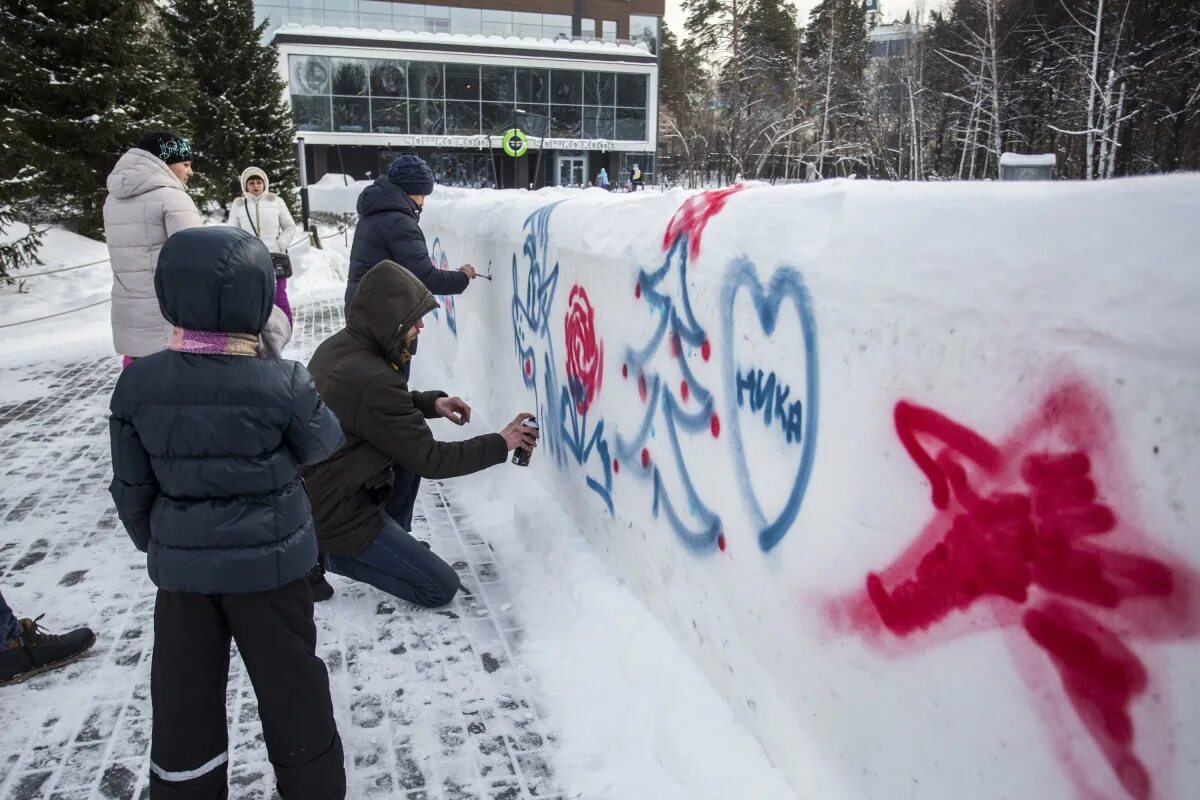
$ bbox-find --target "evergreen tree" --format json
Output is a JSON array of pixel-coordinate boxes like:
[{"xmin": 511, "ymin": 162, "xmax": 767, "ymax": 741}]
[
  {"xmin": 0, "ymin": 121, "xmax": 44, "ymax": 280},
  {"xmin": 799, "ymin": 0, "xmax": 870, "ymax": 177},
  {"xmin": 163, "ymin": 0, "xmax": 298, "ymax": 213},
  {"xmin": 0, "ymin": 0, "xmax": 193, "ymax": 237}
]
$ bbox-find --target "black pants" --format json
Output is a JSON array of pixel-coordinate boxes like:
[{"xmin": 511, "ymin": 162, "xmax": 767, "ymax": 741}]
[
  {"xmin": 388, "ymin": 353, "xmax": 420, "ymax": 530},
  {"xmin": 149, "ymin": 579, "xmax": 345, "ymax": 800}
]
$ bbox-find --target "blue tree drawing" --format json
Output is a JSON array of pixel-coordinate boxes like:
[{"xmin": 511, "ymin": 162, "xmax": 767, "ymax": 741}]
[{"xmin": 613, "ymin": 235, "xmax": 723, "ymax": 553}]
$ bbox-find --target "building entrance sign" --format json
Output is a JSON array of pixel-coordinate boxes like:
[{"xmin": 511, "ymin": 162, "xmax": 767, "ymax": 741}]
[{"xmin": 503, "ymin": 128, "xmax": 529, "ymax": 158}]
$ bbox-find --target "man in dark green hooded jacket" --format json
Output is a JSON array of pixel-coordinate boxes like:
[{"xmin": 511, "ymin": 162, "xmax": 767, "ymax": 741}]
[{"xmin": 302, "ymin": 261, "xmax": 538, "ymax": 606}]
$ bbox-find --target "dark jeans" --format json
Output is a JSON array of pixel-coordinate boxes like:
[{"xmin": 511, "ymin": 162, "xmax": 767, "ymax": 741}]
[
  {"xmin": 150, "ymin": 579, "xmax": 345, "ymax": 800},
  {"xmin": 0, "ymin": 588, "xmax": 19, "ymax": 649},
  {"xmin": 324, "ymin": 512, "xmax": 459, "ymax": 608}
]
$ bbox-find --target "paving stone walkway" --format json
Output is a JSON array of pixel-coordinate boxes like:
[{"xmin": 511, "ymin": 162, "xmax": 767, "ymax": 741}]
[{"xmin": 0, "ymin": 299, "xmax": 567, "ymax": 800}]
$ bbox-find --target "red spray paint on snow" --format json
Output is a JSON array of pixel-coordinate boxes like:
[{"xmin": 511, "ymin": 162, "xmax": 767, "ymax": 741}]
[{"xmin": 833, "ymin": 380, "xmax": 1199, "ymax": 799}]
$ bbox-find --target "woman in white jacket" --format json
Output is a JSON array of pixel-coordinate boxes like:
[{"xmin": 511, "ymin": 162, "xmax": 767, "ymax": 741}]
[
  {"xmin": 228, "ymin": 167, "xmax": 296, "ymax": 253},
  {"xmin": 228, "ymin": 167, "xmax": 298, "ymax": 357},
  {"xmin": 104, "ymin": 131, "xmax": 203, "ymax": 362}
]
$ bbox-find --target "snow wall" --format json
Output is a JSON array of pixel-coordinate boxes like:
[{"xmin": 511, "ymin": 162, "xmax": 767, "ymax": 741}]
[{"xmin": 414, "ymin": 177, "xmax": 1200, "ymax": 800}]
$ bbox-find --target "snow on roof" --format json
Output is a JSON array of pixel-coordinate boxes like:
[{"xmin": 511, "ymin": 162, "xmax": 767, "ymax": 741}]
[
  {"xmin": 272, "ymin": 24, "xmax": 656, "ymax": 59},
  {"xmin": 1000, "ymin": 153, "xmax": 1057, "ymax": 167}
]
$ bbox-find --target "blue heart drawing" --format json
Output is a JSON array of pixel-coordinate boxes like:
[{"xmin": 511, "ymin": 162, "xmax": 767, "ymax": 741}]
[{"xmin": 720, "ymin": 258, "xmax": 819, "ymax": 552}]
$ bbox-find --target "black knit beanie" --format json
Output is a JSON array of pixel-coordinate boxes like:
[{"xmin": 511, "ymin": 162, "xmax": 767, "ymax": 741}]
[{"xmin": 137, "ymin": 131, "xmax": 193, "ymax": 165}]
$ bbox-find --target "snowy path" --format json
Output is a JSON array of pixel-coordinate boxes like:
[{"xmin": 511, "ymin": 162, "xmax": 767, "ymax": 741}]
[{"xmin": 0, "ymin": 299, "xmax": 567, "ymax": 800}]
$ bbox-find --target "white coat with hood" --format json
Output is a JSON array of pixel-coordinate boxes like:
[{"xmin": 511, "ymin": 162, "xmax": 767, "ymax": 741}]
[
  {"xmin": 104, "ymin": 148, "xmax": 203, "ymax": 357},
  {"xmin": 227, "ymin": 167, "xmax": 296, "ymax": 253}
]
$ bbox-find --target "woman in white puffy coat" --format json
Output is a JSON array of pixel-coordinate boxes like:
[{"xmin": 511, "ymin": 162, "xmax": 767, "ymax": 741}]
[
  {"xmin": 228, "ymin": 167, "xmax": 296, "ymax": 253},
  {"xmin": 228, "ymin": 167, "xmax": 298, "ymax": 357},
  {"xmin": 104, "ymin": 132, "xmax": 203, "ymax": 361}
]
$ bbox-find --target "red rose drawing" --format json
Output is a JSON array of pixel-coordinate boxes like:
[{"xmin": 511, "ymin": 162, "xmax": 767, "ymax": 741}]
[{"xmin": 564, "ymin": 285, "xmax": 603, "ymax": 415}]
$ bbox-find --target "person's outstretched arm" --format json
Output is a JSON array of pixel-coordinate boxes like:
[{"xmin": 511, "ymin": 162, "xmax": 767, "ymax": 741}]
[
  {"xmin": 358, "ymin": 378, "xmax": 505, "ymax": 479},
  {"xmin": 386, "ymin": 219, "xmax": 470, "ymax": 295}
]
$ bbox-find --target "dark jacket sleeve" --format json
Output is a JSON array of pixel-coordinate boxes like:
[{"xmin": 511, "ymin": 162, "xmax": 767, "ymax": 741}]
[
  {"xmin": 357, "ymin": 377, "xmax": 506, "ymax": 479},
  {"xmin": 411, "ymin": 389, "xmax": 448, "ymax": 419},
  {"xmin": 284, "ymin": 362, "xmax": 346, "ymax": 466},
  {"xmin": 388, "ymin": 219, "xmax": 470, "ymax": 295},
  {"xmin": 108, "ymin": 404, "xmax": 158, "ymax": 553}
]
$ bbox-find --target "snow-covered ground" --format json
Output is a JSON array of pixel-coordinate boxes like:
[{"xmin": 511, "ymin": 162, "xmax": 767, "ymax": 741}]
[{"xmin": 0, "ymin": 227, "xmax": 793, "ymax": 798}]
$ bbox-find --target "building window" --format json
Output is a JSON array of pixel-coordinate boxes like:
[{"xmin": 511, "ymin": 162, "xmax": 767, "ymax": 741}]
[
  {"xmin": 481, "ymin": 66, "xmax": 514, "ymax": 102},
  {"xmin": 449, "ymin": 7, "xmax": 481, "ymax": 36},
  {"xmin": 616, "ymin": 73, "xmax": 647, "ymax": 110},
  {"xmin": 323, "ymin": 0, "xmax": 355, "ymax": 27},
  {"xmin": 410, "ymin": 98, "xmax": 444, "ymax": 134},
  {"xmin": 516, "ymin": 68, "xmax": 548, "ymax": 104},
  {"xmin": 408, "ymin": 62, "xmax": 443, "ymax": 99},
  {"xmin": 629, "ymin": 14, "xmax": 660, "ymax": 53},
  {"xmin": 581, "ymin": 17, "xmax": 596, "ymax": 40},
  {"xmin": 602, "ymin": 20, "xmax": 617, "ymax": 42},
  {"xmin": 371, "ymin": 98, "xmax": 408, "ymax": 134},
  {"xmin": 445, "ymin": 101, "xmax": 480, "ymax": 135},
  {"xmin": 331, "ymin": 59, "xmax": 368, "ymax": 96},
  {"xmin": 512, "ymin": 12, "xmax": 542, "ymax": 38},
  {"xmin": 550, "ymin": 70, "xmax": 582, "ymax": 105},
  {"xmin": 544, "ymin": 13, "xmax": 572, "ymax": 40},
  {"xmin": 291, "ymin": 55, "xmax": 330, "ymax": 96},
  {"xmin": 445, "ymin": 64, "xmax": 480, "ymax": 100},
  {"xmin": 286, "ymin": 55, "xmax": 650, "ymax": 143},
  {"xmin": 358, "ymin": 0, "xmax": 394, "ymax": 29},
  {"xmin": 369, "ymin": 60, "xmax": 406, "ymax": 97},
  {"xmin": 333, "ymin": 97, "xmax": 369, "ymax": 132}
]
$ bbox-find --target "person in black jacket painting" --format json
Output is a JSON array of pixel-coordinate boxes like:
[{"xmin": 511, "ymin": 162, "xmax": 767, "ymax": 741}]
[
  {"xmin": 109, "ymin": 226, "xmax": 347, "ymax": 800},
  {"xmin": 344, "ymin": 154, "xmax": 479, "ymax": 534},
  {"xmin": 345, "ymin": 153, "xmax": 477, "ymax": 314}
]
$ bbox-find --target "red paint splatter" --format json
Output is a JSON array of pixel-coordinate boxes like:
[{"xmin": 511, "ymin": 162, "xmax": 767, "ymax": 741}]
[
  {"xmin": 718, "ymin": 533, "xmax": 727, "ymax": 552},
  {"xmin": 680, "ymin": 381, "xmax": 690, "ymax": 402},
  {"xmin": 662, "ymin": 184, "xmax": 750, "ymax": 259},
  {"xmin": 669, "ymin": 332, "xmax": 680, "ymax": 357},
  {"xmin": 612, "ymin": 459, "xmax": 620, "ymax": 474},
  {"xmin": 640, "ymin": 448, "xmax": 650, "ymax": 468},
  {"xmin": 638, "ymin": 373, "xmax": 647, "ymax": 402},
  {"xmin": 710, "ymin": 413, "xmax": 720, "ymax": 438},
  {"xmin": 634, "ymin": 282, "xmax": 642, "ymax": 299},
  {"xmin": 701, "ymin": 340, "xmax": 711, "ymax": 361},
  {"xmin": 563, "ymin": 285, "xmax": 603, "ymax": 415},
  {"xmin": 833, "ymin": 380, "xmax": 1200, "ymax": 800},
  {"xmin": 523, "ymin": 358, "xmax": 531, "ymax": 378},
  {"xmin": 622, "ymin": 363, "xmax": 628, "ymax": 379}
]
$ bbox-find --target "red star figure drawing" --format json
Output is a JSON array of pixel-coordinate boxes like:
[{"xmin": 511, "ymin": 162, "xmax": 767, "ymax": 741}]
[
  {"xmin": 661, "ymin": 183, "xmax": 749, "ymax": 259},
  {"xmin": 828, "ymin": 379, "xmax": 1200, "ymax": 799}
]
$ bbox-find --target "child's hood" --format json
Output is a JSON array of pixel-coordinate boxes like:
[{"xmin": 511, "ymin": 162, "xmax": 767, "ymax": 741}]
[{"xmin": 154, "ymin": 227, "xmax": 275, "ymax": 335}]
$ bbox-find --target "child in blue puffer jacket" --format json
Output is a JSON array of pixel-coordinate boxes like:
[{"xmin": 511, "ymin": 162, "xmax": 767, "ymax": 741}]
[{"xmin": 109, "ymin": 226, "xmax": 346, "ymax": 800}]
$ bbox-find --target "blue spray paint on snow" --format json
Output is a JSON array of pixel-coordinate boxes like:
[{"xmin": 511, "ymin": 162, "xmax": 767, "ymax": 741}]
[
  {"xmin": 510, "ymin": 201, "xmax": 613, "ymax": 512},
  {"xmin": 613, "ymin": 236, "xmax": 722, "ymax": 553},
  {"xmin": 720, "ymin": 258, "xmax": 819, "ymax": 552}
]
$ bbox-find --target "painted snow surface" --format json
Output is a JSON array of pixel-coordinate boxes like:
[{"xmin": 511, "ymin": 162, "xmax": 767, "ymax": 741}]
[
  {"xmin": 409, "ymin": 176, "xmax": 1200, "ymax": 800},
  {"xmin": 0, "ymin": 232, "xmax": 791, "ymax": 798}
]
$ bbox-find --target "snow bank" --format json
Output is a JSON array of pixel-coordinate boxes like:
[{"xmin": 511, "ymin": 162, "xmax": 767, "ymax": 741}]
[
  {"xmin": 308, "ymin": 176, "xmax": 371, "ymax": 215},
  {"xmin": 415, "ymin": 177, "xmax": 1200, "ymax": 800}
]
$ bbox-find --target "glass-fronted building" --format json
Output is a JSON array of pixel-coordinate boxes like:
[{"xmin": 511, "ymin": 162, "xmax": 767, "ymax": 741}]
[{"xmin": 259, "ymin": 1, "xmax": 663, "ymax": 189}]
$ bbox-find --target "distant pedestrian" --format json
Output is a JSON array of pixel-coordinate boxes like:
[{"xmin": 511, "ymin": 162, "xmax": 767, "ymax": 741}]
[
  {"xmin": 109, "ymin": 226, "xmax": 346, "ymax": 800},
  {"xmin": 597, "ymin": 167, "xmax": 610, "ymax": 190},
  {"xmin": 631, "ymin": 163, "xmax": 644, "ymax": 190},
  {"xmin": 228, "ymin": 166, "xmax": 297, "ymax": 357},
  {"xmin": 0, "ymin": 588, "xmax": 95, "ymax": 686},
  {"xmin": 104, "ymin": 131, "xmax": 202, "ymax": 365}
]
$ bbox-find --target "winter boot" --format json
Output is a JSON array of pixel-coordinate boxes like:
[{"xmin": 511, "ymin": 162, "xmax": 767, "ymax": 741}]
[
  {"xmin": 0, "ymin": 616, "xmax": 96, "ymax": 686},
  {"xmin": 308, "ymin": 560, "xmax": 334, "ymax": 603}
]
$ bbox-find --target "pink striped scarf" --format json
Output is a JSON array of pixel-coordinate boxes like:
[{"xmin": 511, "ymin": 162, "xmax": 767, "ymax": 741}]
[{"xmin": 168, "ymin": 328, "xmax": 259, "ymax": 356}]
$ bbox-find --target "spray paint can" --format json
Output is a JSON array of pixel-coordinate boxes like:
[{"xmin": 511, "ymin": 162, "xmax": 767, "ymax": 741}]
[{"xmin": 511, "ymin": 418, "xmax": 539, "ymax": 466}]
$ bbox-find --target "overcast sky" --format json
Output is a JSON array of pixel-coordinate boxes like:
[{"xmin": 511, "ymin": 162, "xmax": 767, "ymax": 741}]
[{"xmin": 662, "ymin": 1, "xmax": 950, "ymax": 37}]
